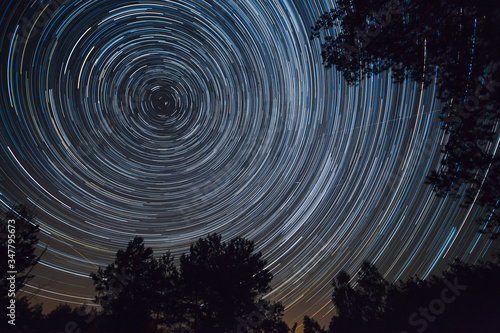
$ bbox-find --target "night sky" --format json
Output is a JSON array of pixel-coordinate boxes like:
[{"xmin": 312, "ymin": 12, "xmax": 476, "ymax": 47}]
[{"xmin": 0, "ymin": 0, "xmax": 496, "ymax": 329}]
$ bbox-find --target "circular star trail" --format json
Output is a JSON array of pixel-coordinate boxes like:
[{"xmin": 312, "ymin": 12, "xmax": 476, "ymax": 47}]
[{"xmin": 0, "ymin": 0, "xmax": 496, "ymax": 327}]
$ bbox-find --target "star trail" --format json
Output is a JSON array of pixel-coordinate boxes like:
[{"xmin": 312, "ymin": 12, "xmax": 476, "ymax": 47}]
[{"xmin": 0, "ymin": 0, "xmax": 496, "ymax": 328}]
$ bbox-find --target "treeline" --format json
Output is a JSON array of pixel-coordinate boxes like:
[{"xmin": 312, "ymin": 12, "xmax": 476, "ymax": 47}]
[
  {"xmin": 309, "ymin": 257, "xmax": 500, "ymax": 333},
  {"xmin": 1, "ymin": 206, "xmax": 293, "ymax": 333},
  {"xmin": 87, "ymin": 234, "xmax": 292, "ymax": 333},
  {"xmin": 2, "ymin": 205, "xmax": 500, "ymax": 333}
]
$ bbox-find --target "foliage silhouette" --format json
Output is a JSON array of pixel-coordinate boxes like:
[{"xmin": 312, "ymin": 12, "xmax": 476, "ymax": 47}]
[
  {"xmin": 4, "ymin": 234, "xmax": 500, "ymax": 333},
  {"xmin": 311, "ymin": 0, "xmax": 499, "ymax": 95},
  {"xmin": 179, "ymin": 233, "xmax": 273, "ymax": 333},
  {"xmin": 0, "ymin": 204, "xmax": 46, "ymax": 332},
  {"xmin": 311, "ymin": 0, "xmax": 500, "ymax": 238},
  {"xmin": 1, "ymin": 205, "xmax": 43, "ymax": 296},
  {"xmin": 89, "ymin": 233, "xmax": 289, "ymax": 333},
  {"xmin": 330, "ymin": 261, "xmax": 388, "ymax": 332},
  {"xmin": 329, "ymin": 257, "xmax": 500, "ymax": 333},
  {"xmin": 91, "ymin": 236, "xmax": 178, "ymax": 333},
  {"xmin": 236, "ymin": 299, "xmax": 295, "ymax": 333},
  {"xmin": 42, "ymin": 303, "xmax": 96, "ymax": 333},
  {"xmin": 303, "ymin": 315, "xmax": 327, "ymax": 333}
]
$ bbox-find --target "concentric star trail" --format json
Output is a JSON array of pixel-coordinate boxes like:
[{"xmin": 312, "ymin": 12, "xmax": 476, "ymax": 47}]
[{"xmin": 0, "ymin": 0, "xmax": 495, "ymax": 328}]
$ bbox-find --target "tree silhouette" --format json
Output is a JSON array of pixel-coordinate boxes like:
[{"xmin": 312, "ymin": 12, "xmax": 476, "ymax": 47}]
[
  {"xmin": 153, "ymin": 252, "xmax": 182, "ymax": 329},
  {"xmin": 328, "ymin": 258, "xmax": 500, "ymax": 333},
  {"xmin": 42, "ymin": 303, "xmax": 96, "ymax": 332},
  {"xmin": 329, "ymin": 261, "xmax": 388, "ymax": 332},
  {"xmin": 179, "ymin": 233, "xmax": 273, "ymax": 333},
  {"xmin": 0, "ymin": 204, "xmax": 45, "ymax": 332},
  {"xmin": 90, "ymin": 233, "xmax": 279, "ymax": 333},
  {"xmin": 9, "ymin": 297, "xmax": 44, "ymax": 332},
  {"xmin": 0, "ymin": 205, "xmax": 43, "ymax": 295},
  {"xmin": 303, "ymin": 315, "xmax": 327, "ymax": 333},
  {"xmin": 254, "ymin": 300, "xmax": 296, "ymax": 333},
  {"xmin": 331, "ymin": 270, "xmax": 360, "ymax": 322},
  {"xmin": 356, "ymin": 261, "xmax": 388, "ymax": 321},
  {"xmin": 44, "ymin": 303, "xmax": 74, "ymax": 330},
  {"xmin": 91, "ymin": 236, "xmax": 179, "ymax": 333},
  {"xmin": 311, "ymin": 0, "xmax": 499, "ymax": 94},
  {"xmin": 312, "ymin": 0, "xmax": 500, "ymax": 238}
]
